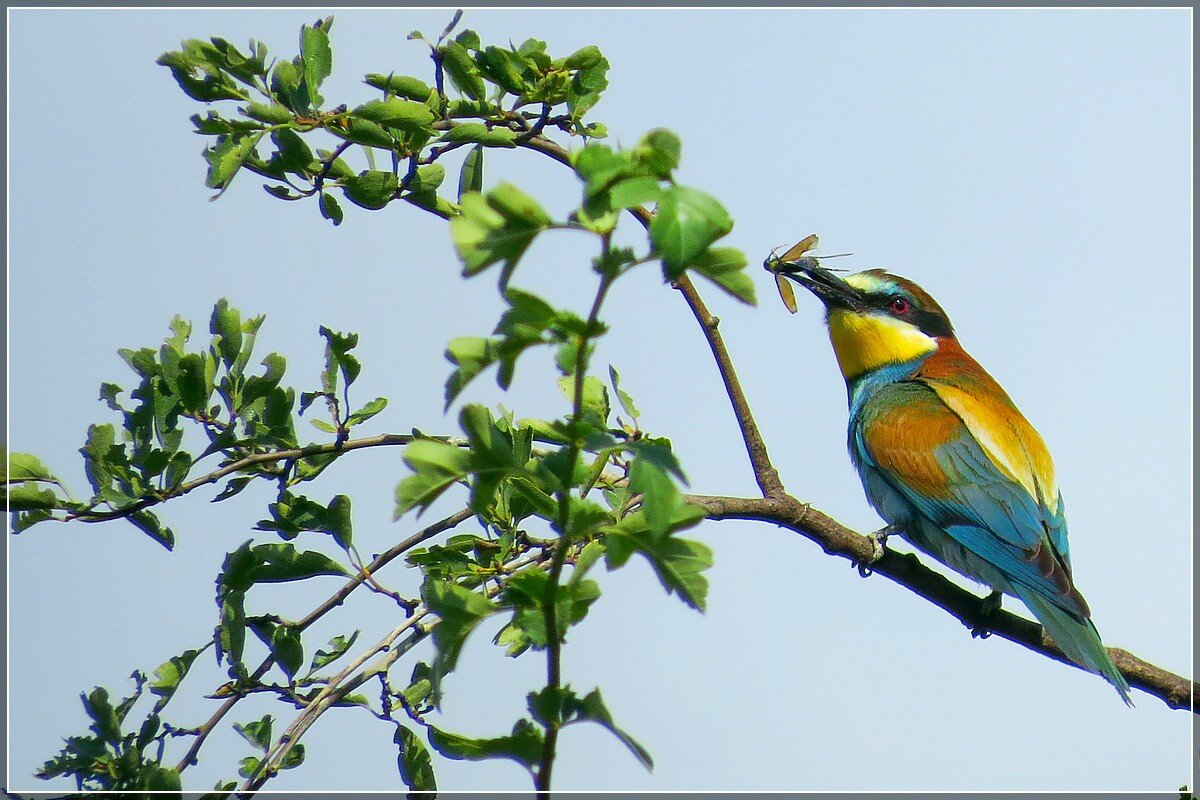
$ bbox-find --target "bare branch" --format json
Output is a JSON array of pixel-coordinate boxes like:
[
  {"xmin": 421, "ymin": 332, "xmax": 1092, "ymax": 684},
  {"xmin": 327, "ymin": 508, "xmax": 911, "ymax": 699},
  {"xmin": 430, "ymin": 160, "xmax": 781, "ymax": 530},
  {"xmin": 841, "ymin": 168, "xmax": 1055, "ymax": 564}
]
[{"xmin": 688, "ymin": 492, "xmax": 1196, "ymax": 712}]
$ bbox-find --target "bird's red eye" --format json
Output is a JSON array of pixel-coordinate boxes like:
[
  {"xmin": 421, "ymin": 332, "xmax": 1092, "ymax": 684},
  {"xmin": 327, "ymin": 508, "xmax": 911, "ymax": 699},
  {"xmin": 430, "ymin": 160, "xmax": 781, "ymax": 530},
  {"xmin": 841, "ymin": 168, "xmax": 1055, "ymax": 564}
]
[{"xmin": 889, "ymin": 297, "xmax": 911, "ymax": 315}]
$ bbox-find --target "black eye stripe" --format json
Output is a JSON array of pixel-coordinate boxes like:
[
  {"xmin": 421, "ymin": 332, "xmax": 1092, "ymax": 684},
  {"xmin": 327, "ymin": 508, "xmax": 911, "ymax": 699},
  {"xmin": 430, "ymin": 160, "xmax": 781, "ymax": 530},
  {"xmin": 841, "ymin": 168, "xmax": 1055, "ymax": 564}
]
[{"xmin": 865, "ymin": 290, "xmax": 953, "ymax": 338}]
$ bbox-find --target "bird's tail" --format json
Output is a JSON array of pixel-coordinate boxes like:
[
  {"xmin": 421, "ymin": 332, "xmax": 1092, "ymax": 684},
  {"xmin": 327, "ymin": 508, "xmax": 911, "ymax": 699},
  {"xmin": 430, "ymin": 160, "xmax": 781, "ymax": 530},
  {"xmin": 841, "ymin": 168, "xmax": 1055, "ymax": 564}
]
[{"xmin": 1012, "ymin": 585, "xmax": 1133, "ymax": 706}]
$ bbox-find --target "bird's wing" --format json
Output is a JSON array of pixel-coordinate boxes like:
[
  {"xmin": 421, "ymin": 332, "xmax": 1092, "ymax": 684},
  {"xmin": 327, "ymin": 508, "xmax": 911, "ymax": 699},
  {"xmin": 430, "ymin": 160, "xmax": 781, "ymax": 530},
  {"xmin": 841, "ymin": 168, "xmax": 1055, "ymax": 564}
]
[{"xmin": 854, "ymin": 380, "xmax": 1086, "ymax": 617}]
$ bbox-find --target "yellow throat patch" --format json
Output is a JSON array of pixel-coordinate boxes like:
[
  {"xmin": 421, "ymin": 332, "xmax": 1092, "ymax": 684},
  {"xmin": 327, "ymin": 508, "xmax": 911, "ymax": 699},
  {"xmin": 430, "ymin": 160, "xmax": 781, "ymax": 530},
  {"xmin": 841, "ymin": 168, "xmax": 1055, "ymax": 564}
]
[{"xmin": 827, "ymin": 308, "xmax": 938, "ymax": 381}]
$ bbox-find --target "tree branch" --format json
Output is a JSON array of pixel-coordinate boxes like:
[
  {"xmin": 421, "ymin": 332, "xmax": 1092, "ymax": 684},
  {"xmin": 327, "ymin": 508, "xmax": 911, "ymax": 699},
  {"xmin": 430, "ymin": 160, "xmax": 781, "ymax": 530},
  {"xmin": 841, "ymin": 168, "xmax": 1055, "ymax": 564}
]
[
  {"xmin": 669, "ymin": 275, "xmax": 784, "ymax": 497},
  {"xmin": 687, "ymin": 492, "xmax": 1196, "ymax": 712},
  {"xmin": 69, "ymin": 433, "xmax": 465, "ymax": 524}
]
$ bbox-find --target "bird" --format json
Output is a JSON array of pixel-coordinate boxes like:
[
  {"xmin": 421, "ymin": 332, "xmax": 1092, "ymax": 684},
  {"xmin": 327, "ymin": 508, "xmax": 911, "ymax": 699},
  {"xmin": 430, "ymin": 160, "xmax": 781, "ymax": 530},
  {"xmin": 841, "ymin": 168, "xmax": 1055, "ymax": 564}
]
[{"xmin": 773, "ymin": 259, "xmax": 1132, "ymax": 705}]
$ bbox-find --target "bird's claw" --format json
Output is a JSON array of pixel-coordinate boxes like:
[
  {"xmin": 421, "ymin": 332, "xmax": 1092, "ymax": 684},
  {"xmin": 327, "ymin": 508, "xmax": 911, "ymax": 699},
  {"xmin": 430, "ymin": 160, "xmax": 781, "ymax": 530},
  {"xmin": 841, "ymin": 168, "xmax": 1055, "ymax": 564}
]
[
  {"xmin": 855, "ymin": 525, "xmax": 901, "ymax": 577},
  {"xmin": 970, "ymin": 590, "xmax": 1004, "ymax": 639},
  {"xmin": 866, "ymin": 524, "xmax": 901, "ymax": 562}
]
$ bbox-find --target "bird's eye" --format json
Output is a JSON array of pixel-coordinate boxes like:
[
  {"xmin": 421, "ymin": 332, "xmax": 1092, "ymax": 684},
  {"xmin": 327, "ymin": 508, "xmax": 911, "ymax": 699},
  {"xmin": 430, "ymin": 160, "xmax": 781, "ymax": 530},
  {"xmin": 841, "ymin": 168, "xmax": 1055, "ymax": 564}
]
[{"xmin": 889, "ymin": 297, "xmax": 911, "ymax": 315}]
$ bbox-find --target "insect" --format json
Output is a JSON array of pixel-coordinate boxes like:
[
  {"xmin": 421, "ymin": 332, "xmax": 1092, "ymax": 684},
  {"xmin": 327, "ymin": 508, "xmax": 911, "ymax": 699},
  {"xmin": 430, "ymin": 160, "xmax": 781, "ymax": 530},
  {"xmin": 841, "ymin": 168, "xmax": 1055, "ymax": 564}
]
[{"xmin": 762, "ymin": 234, "xmax": 851, "ymax": 314}]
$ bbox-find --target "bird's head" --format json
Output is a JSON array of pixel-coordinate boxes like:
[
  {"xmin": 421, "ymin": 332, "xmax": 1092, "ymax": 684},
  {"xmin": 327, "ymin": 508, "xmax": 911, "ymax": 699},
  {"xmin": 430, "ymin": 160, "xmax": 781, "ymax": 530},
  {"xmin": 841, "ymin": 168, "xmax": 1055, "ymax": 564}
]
[{"xmin": 778, "ymin": 263, "xmax": 955, "ymax": 382}]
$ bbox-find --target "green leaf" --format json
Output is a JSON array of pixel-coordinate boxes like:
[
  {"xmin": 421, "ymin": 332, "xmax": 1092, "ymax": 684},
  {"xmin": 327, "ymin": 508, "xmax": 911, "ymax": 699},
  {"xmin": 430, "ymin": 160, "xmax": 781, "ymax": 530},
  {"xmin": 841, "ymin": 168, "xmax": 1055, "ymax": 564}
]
[
  {"xmin": 176, "ymin": 352, "xmax": 211, "ymax": 412},
  {"xmin": 450, "ymin": 187, "xmax": 550, "ymax": 278},
  {"xmin": 477, "ymin": 46, "xmax": 532, "ymax": 95},
  {"xmin": 488, "ymin": 182, "xmax": 553, "ymax": 227},
  {"xmin": 270, "ymin": 58, "xmax": 307, "ymax": 112},
  {"xmin": 608, "ymin": 176, "xmax": 662, "ymax": 210},
  {"xmin": 128, "ymin": 509, "xmax": 175, "ymax": 551},
  {"xmin": 608, "ymin": 365, "xmax": 640, "ymax": 423},
  {"xmin": 426, "ymin": 719, "xmax": 543, "ymax": 769},
  {"xmin": 213, "ymin": 476, "xmax": 254, "ymax": 503},
  {"xmin": 243, "ymin": 102, "xmax": 292, "ymax": 124},
  {"xmin": 458, "ymin": 145, "xmax": 484, "ymax": 200},
  {"xmin": 140, "ymin": 764, "xmax": 183, "ymax": 792},
  {"xmin": 210, "ymin": 299, "xmax": 243, "ymax": 368},
  {"xmin": 309, "ymin": 630, "xmax": 360, "ymax": 672},
  {"xmin": 444, "ymin": 336, "xmax": 497, "ymax": 407},
  {"xmin": 422, "ymin": 576, "xmax": 497, "ymax": 697},
  {"xmin": 280, "ymin": 743, "xmax": 305, "ymax": 770},
  {"xmin": 364, "ymin": 73, "xmax": 434, "ymax": 101},
  {"xmin": 318, "ymin": 325, "xmax": 361, "ymax": 393},
  {"xmin": 319, "ymin": 191, "xmax": 344, "ymax": 225},
  {"xmin": 568, "ymin": 50, "xmax": 609, "ymax": 120},
  {"xmin": 625, "ymin": 437, "xmax": 685, "ymax": 482},
  {"xmin": 408, "ymin": 164, "xmax": 445, "ymax": 194},
  {"xmin": 649, "ymin": 186, "xmax": 734, "ymax": 277},
  {"xmin": 440, "ymin": 40, "xmax": 487, "ymax": 100},
  {"xmin": 404, "ymin": 190, "xmax": 459, "ymax": 219},
  {"xmin": 394, "ymin": 439, "xmax": 473, "ymax": 518},
  {"xmin": 564, "ymin": 45, "xmax": 604, "ymax": 70},
  {"xmin": 628, "ymin": 458, "xmax": 681, "ymax": 536},
  {"xmin": 343, "ymin": 118, "xmax": 395, "ymax": 148},
  {"xmin": 157, "ymin": 49, "xmax": 249, "ymax": 103},
  {"xmin": 634, "ymin": 128, "xmax": 681, "ymax": 178},
  {"xmin": 351, "ymin": 98, "xmax": 436, "ymax": 133},
  {"xmin": 5, "ymin": 452, "xmax": 55, "ymax": 482},
  {"xmin": 342, "ymin": 170, "xmax": 398, "ymax": 210},
  {"xmin": 441, "ymin": 122, "xmax": 518, "ymax": 148},
  {"xmin": 248, "ymin": 542, "xmax": 349, "ymax": 583},
  {"xmin": 607, "ymin": 521, "xmax": 711, "ymax": 611},
  {"xmin": 149, "ymin": 648, "xmax": 200, "ymax": 711},
  {"xmin": 83, "ymin": 687, "xmax": 121, "ymax": 745},
  {"xmin": 205, "ymin": 133, "xmax": 261, "ymax": 194},
  {"xmin": 395, "ymin": 726, "xmax": 437, "ymax": 791},
  {"xmin": 689, "ymin": 246, "xmax": 756, "ymax": 305},
  {"xmin": 271, "ymin": 129, "xmax": 313, "ymax": 174},
  {"xmin": 572, "ymin": 144, "xmax": 633, "ymax": 200},
  {"xmin": 402, "ymin": 662, "xmax": 435, "ymax": 708},
  {"xmin": 218, "ymin": 590, "xmax": 246, "ymax": 667},
  {"xmin": 220, "ymin": 540, "xmax": 349, "ymax": 598},
  {"xmin": 234, "ymin": 714, "xmax": 273, "ymax": 752},
  {"xmin": 568, "ymin": 688, "xmax": 654, "ymax": 771},
  {"xmin": 578, "ymin": 375, "xmax": 610, "ymax": 427},
  {"xmin": 5, "ymin": 484, "xmax": 62, "ymax": 512},
  {"xmin": 270, "ymin": 626, "xmax": 304, "ymax": 681},
  {"xmin": 570, "ymin": 540, "xmax": 606, "ymax": 586},
  {"xmin": 327, "ymin": 494, "xmax": 353, "ymax": 550},
  {"xmin": 346, "ymin": 396, "xmax": 387, "ymax": 428},
  {"xmin": 300, "ymin": 23, "xmax": 332, "ymax": 107}
]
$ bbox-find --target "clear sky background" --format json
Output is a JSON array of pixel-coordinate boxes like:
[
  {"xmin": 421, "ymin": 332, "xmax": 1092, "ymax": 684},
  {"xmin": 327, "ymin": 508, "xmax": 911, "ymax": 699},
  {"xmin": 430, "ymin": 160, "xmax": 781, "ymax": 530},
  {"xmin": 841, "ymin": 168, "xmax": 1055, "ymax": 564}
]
[{"xmin": 7, "ymin": 8, "xmax": 1192, "ymax": 793}]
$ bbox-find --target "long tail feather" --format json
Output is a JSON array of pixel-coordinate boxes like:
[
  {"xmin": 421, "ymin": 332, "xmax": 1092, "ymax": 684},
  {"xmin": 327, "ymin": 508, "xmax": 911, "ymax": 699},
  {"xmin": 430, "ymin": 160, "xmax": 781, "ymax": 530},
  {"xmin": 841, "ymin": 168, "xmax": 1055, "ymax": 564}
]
[{"xmin": 1013, "ymin": 586, "xmax": 1133, "ymax": 706}]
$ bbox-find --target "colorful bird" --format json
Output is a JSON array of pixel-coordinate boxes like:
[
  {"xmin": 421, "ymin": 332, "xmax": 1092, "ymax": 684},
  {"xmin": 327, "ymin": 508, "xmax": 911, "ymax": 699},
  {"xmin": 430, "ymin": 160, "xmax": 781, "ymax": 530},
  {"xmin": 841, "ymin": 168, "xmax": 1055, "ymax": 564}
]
[{"xmin": 775, "ymin": 260, "xmax": 1131, "ymax": 704}]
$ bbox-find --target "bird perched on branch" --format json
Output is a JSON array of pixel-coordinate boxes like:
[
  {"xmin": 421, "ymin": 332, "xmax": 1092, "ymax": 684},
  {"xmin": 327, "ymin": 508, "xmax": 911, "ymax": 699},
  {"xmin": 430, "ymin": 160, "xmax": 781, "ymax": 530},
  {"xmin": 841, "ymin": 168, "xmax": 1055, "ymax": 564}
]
[{"xmin": 770, "ymin": 253, "xmax": 1131, "ymax": 705}]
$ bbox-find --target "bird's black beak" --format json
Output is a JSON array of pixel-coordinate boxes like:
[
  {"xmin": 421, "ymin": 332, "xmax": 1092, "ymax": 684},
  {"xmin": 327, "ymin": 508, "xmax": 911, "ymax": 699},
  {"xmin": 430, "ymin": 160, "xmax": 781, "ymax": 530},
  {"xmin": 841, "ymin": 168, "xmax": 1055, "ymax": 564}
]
[{"xmin": 772, "ymin": 258, "xmax": 865, "ymax": 310}]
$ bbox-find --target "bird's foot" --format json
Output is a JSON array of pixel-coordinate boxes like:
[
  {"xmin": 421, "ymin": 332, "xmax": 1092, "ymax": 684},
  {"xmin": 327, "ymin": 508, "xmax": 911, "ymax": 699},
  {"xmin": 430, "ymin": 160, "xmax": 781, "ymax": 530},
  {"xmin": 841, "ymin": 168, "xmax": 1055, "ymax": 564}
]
[
  {"xmin": 856, "ymin": 525, "xmax": 902, "ymax": 577},
  {"xmin": 867, "ymin": 524, "xmax": 901, "ymax": 561},
  {"xmin": 970, "ymin": 590, "xmax": 1004, "ymax": 639}
]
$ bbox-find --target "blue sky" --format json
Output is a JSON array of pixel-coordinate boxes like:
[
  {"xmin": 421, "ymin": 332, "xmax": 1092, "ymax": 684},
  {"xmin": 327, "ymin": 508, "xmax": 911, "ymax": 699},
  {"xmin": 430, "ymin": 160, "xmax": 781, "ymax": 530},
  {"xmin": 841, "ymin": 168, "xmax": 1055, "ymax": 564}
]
[{"xmin": 7, "ymin": 8, "xmax": 1191, "ymax": 792}]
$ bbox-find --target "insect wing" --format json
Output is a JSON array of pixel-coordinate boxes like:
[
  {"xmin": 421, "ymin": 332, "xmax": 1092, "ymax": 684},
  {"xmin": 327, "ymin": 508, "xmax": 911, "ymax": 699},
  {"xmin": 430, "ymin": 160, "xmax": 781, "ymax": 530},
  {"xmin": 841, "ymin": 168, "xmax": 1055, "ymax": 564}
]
[
  {"xmin": 775, "ymin": 272, "xmax": 799, "ymax": 314},
  {"xmin": 779, "ymin": 233, "xmax": 818, "ymax": 263}
]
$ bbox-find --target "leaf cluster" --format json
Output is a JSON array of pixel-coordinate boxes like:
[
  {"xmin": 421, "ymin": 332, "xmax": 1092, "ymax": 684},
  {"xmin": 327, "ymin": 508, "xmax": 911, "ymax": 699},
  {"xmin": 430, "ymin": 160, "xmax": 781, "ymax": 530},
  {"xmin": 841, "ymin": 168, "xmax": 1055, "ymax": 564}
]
[{"xmin": 25, "ymin": 12, "xmax": 759, "ymax": 795}]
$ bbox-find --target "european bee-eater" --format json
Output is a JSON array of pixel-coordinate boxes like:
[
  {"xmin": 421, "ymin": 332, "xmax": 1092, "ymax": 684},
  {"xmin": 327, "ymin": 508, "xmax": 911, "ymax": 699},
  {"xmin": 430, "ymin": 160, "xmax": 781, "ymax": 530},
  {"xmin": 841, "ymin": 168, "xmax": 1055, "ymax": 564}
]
[{"xmin": 777, "ymin": 261, "xmax": 1131, "ymax": 705}]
